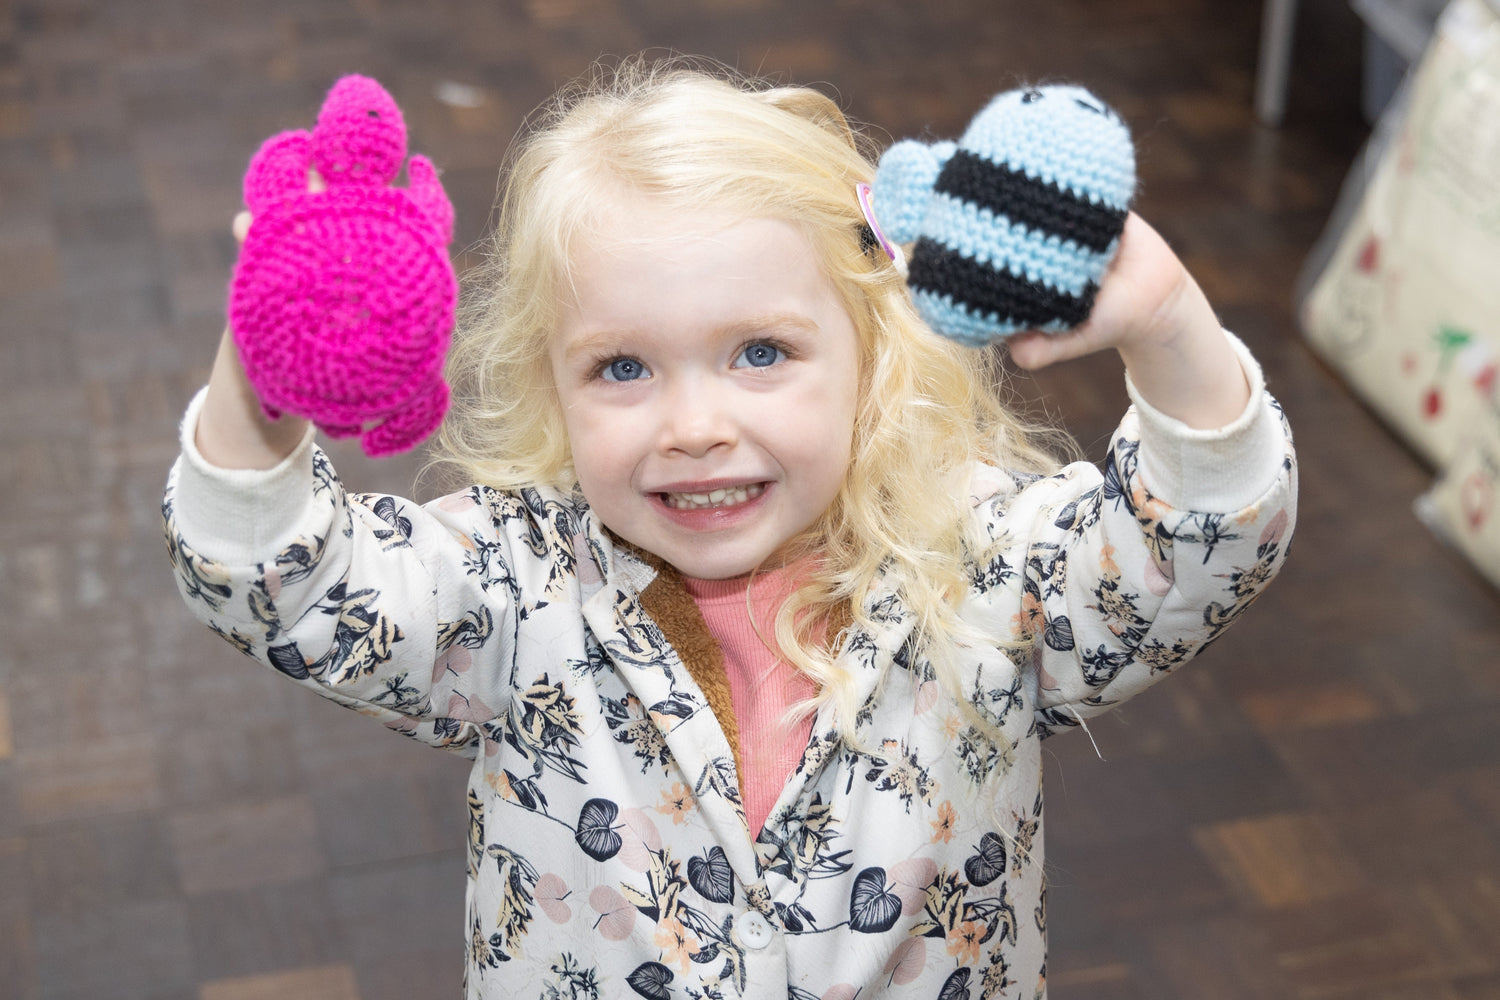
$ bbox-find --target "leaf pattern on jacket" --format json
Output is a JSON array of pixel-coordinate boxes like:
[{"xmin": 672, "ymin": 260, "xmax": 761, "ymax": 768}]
[
  {"xmin": 161, "ymin": 392, "xmax": 1298, "ymax": 999},
  {"xmin": 480, "ymin": 840, "xmax": 539, "ymax": 966}
]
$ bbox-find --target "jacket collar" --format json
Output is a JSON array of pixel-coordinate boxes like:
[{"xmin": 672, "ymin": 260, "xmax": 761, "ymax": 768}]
[{"xmin": 573, "ymin": 498, "xmax": 918, "ymax": 887}]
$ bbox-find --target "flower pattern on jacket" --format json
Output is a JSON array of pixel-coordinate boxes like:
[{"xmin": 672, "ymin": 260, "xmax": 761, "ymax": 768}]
[{"xmin": 163, "ymin": 399, "xmax": 1295, "ymax": 999}]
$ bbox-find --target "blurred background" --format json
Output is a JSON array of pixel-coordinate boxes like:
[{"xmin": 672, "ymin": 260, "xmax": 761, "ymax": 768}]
[{"xmin": 2, "ymin": 1, "xmax": 1498, "ymax": 998}]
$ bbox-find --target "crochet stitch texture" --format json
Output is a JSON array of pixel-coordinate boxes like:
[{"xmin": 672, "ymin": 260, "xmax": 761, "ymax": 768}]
[
  {"xmin": 872, "ymin": 84, "xmax": 1135, "ymax": 346},
  {"xmin": 229, "ymin": 75, "xmax": 457, "ymax": 457}
]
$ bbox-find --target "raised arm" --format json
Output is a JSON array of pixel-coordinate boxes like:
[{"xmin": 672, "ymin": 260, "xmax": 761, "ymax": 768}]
[{"xmin": 985, "ymin": 213, "xmax": 1295, "ymax": 728}]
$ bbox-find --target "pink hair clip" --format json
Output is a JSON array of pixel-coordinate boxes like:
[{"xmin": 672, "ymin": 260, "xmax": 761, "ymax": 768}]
[{"xmin": 856, "ymin": 181, "xmax": 907, "ymax": 276}]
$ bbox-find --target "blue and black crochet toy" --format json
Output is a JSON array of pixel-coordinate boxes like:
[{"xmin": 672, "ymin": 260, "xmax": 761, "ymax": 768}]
[{"xmin": 871, "ymin": 84, "xmax": 1136, "ymax": 346}]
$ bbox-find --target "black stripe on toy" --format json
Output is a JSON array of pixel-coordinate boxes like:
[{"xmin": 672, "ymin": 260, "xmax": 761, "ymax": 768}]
[
  {"xmin": 934, "ymin": 149, "xmax": 1126, "ymax": 253},
  {"xmin": 909, "ymin": 238, "xmax": 1098, "ymax": 328}
]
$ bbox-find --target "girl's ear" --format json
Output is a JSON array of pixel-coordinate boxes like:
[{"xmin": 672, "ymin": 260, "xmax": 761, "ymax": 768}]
[{"xmin": 871, "ymin": 139, "xmax": 956, "ymax": 245}]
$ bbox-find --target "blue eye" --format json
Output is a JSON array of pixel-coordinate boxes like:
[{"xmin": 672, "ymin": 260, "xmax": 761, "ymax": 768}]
[
  {"xmin": 735, "ymin": 342, "xmax": 785, "ymax": 369},
  {"xmin": 601, "ymin": 357, "xmax": 649, "ymax": 382}
]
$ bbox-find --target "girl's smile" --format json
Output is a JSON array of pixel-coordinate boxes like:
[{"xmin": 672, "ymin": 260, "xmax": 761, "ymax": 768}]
[
  {"xmin": 549, "ymin": 197, "xmax": 861, "ymax": 580},
  {"xmin": 653, "ymin": 480, "xmax": 773, "ymax": 534},
  {"xmin": 657, "ymin": 480, "xmax": 767, "ymax": 511}
]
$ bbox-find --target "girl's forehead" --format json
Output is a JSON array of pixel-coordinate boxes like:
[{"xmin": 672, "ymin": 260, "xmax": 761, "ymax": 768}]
[
  {"xmin": 559, "ymin": 196, "xmax": 821, "ymax": 303},
  {"xmin": 571, "ymin": 191, "xmax": 753, "ymax": 257},
  {"xmin": 551, "ymin": 204, "xmax": 853, "ymax": 357}
]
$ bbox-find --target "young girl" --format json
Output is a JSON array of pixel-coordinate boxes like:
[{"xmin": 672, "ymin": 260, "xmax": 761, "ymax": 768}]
[{"xmin": 165, "ymin": 60, "xmax": 1295, "ymax": 1000}]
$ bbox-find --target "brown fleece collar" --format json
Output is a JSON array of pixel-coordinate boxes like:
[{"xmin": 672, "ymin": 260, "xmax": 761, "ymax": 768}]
[
  {"xmin": 622, "ymin": 542, "xmax": 853, "ymax": 801},
  {"xmin": 632, "ymin": 556, "xmax": 746, "ymax": 784}
]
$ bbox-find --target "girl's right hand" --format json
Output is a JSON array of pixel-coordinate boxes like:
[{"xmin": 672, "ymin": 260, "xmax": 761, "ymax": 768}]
[
  {"xmin": 194, "ymin": 329, "xmax": 311, "ymax": 470},
  {"xmin": 192, "ymin": 206, "xmax": 312, "ymax": 471},
  {"xmin": 194, "ymin": 166, "xmax": 338, "ymax": 470}
]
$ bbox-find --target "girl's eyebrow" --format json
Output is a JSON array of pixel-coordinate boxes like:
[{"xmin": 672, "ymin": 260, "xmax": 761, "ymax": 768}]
[
  {"xmin": 717, "ymin": 312, "xmax": 821, "ymax": 340},
  {"xmin": 559, "ymin": 329, "xmax": 633, "ymax": 365}
]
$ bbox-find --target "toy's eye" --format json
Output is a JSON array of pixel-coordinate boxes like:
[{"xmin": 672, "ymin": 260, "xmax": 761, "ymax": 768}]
[
  {"xmin": 1022, "ymin": 89, "xmax": 1044, "ymax": 104},
  {"xmin": 1073, "ymin": 97, "xmax": 1104, "ymax": 115},
  {"xmin": 367, "ymin": 109, "xmax": 381, "ymax": 118}
]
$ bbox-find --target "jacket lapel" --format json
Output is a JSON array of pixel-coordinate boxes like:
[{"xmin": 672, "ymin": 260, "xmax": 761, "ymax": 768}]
[{"xmin": 579, "ymin": 541, "xmax": 763, "ymax": 888}]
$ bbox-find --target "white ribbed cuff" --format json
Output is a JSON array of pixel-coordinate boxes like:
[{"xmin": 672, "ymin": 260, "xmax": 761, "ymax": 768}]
[
  {"xmin": 1124, "ymin": 331, "xmax": 1287, "ymax": 513},
  {"xmin": 170, "ymin": 386, "xmax": 322, "ymax": 566}
]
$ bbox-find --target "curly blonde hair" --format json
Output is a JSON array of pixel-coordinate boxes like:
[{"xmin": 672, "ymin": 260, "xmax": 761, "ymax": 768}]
[{"xmin": 433, "ymin": 56, "xmax": 1069, "ymax": 737}]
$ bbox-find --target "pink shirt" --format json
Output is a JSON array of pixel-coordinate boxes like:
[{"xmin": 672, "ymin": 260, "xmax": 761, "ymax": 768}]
[{"xmin": 682, "ymin": 564, "xmax": 818, "ymax": 837}]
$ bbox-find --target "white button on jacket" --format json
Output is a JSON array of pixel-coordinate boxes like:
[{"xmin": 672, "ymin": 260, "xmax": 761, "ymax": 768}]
[{"xmin": 736, "ymin": 910, "xmax": 775, "ymax": 950}]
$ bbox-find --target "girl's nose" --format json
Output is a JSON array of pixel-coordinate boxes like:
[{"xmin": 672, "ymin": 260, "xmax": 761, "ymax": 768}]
[{"xmin": 659, "ymin": 379, "xmax": 738, "ymax": 458}]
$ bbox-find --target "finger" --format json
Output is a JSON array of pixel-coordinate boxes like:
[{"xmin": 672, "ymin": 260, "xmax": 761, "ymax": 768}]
[
  {"xmin": 1004, "ymin": 325, "xmax": 1100, "ymax": 371},
  {"xmin": 1003, "ymin": 330, "xmax": 1055, "ymax": 371},
  {"xmin": 232, "ymin": 210, "xmax": 253, "ymax": 243}
]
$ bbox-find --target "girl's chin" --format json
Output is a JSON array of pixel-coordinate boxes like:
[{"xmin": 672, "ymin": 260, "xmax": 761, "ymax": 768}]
[{"xmin": 636, "ymin": 533, "xmax": 781, "ymax": 581}]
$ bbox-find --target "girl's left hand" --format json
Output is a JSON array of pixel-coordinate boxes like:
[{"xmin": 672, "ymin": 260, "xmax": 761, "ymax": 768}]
[{"xmin": 1004, "ymin": 212, "xmax": 1249, "ymax": 430}]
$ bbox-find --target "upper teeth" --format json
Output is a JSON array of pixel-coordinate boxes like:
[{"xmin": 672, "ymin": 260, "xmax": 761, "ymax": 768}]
[{"xmin": 664, "ymin": 483, "xmax": 764, "ymax": 510}]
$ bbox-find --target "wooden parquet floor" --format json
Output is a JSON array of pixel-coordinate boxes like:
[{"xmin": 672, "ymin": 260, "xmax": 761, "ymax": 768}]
[{"xmin": 2, "ymin": 1, "xmax": 1497, "ymax": 998}]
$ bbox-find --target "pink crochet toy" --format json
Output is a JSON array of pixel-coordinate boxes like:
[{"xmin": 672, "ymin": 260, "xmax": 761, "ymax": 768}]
[{"xmin": 229, "ymin": 75, "xmax": 456, "ymax": 457}]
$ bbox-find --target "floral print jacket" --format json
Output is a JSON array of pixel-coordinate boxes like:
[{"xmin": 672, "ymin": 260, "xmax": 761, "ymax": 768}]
[{"xmin": 162, "ymin": 349, "xmax": 1295, "ymax": 1000}]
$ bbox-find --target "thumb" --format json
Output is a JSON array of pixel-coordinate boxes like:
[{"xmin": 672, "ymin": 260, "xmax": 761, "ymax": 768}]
[{"xmin": 1004, "ymin": 326, "xmax": 1106, "ymax": 371}]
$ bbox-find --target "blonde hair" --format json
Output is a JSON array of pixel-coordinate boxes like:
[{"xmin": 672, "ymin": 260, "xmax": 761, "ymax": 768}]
[{"xmin": 434, "ymin": 56, "xmax": 1069, "ymax": 740}]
